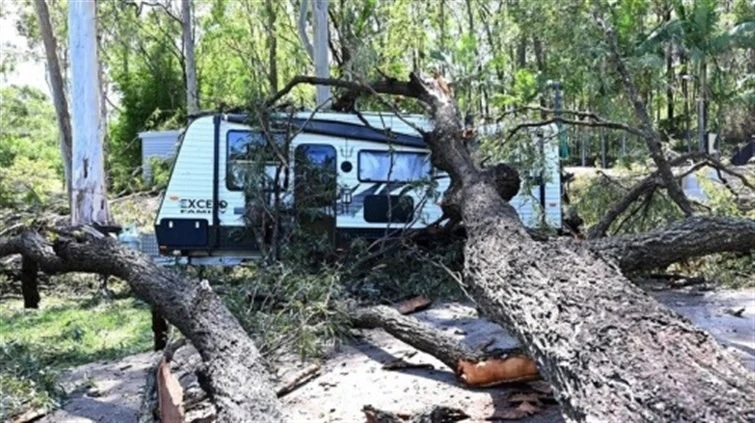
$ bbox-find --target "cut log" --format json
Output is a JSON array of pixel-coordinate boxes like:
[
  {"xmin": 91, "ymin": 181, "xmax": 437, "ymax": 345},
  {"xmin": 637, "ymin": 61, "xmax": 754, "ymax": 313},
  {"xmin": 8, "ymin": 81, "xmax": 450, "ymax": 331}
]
[
  {"xmin": 0, "ymin": 230, "xmax": 283, "ymax": 422},
  {"xmin": 351, "ymin": 305, "xmax": 541, "ymax": 387}
]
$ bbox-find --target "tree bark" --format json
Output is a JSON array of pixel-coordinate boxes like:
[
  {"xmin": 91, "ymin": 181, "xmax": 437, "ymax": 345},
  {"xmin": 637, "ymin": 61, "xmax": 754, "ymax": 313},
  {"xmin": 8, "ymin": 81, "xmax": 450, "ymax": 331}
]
[
  {"xmin": 182, "ymin": 0, "xmax": 199, "ymax": 115},
  {"xmin": 21, "ymin": 255, "xmax": 40, "ymax": 309},
  {"xmin": 265, "ymin": 0, "xmax": 278, "ymax": 95},
  {"xmin": 0, "ymin": 231, "xmax": 283, "ymax": 422},
  {"xmin": 297, "ymin": 0, "xmax": 315, "ymax": 61},
  {"xmin": 33, "ymin": 0, "xmax": 72, "ymax": 207},
  {"xmin": 313, "ymin": 0, "xmax": 331, "ymax": 106},
  {"xmin": 68, "ymin": 1, "xmax": 112, "ymax": 226}
]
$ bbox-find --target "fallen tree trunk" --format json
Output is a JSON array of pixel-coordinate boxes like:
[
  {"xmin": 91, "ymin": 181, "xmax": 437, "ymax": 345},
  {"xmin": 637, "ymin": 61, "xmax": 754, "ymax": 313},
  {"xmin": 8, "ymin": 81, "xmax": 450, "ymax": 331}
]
[
  {"xmin": 0, "ymin": 230, "xmax": 283, "ymax": 422},
  {"xmin": 461, "ymin": 182, "xmax": 755, "ymax": 421}
]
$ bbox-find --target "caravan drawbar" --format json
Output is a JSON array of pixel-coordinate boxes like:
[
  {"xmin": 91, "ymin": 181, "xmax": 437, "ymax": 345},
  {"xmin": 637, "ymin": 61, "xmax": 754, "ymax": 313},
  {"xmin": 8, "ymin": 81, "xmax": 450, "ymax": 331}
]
[{"xmin": 154, "ymin": 111, "xmax": 562, "ymax": 264}]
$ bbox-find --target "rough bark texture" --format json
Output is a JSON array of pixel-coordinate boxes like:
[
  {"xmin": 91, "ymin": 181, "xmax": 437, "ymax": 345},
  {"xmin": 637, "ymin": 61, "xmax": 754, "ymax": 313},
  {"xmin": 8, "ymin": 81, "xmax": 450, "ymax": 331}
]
[
  {"xmin": 33, "ymin": 0, "xmax": 72, "ymax": 205},
  {"xmin": 362, "ymin": 405, "xmax": 469, "ymax": 423},
  {"xmin": 461, "ymin": 183, "xmax": 755, "ymax": 421},
  {"xmin": 590, "ymin": 216, "xmax": 755, "ymax": 273},
  {"xmin": 0, "ymin": 231, "xmax": 283, "ymax": 422},
  {"xmin": 182, "ymin": 0, "xmax": 199, "ymax": 115},
  {"xmin": 68, "ymin": 1, "xmax": 112, "ymax": 226}
]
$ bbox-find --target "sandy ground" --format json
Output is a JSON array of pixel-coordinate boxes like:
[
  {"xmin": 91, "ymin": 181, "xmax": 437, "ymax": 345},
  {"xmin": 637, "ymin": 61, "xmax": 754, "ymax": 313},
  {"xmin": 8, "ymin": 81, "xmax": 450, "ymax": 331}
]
[{"xmin": 36, "ymin": 287, "xmax": 755, "ymax": 423}]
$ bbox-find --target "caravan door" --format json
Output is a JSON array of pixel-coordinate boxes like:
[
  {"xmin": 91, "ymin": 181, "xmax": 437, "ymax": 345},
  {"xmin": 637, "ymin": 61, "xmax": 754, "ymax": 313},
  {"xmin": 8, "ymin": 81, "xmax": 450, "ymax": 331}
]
[
  {"xmin": 218, "ymin": 127, "xmax": 287, "ymax": 252},
  {"xmin": 293, "ymin": 144, "xmax": 338, "ymax": 246}
]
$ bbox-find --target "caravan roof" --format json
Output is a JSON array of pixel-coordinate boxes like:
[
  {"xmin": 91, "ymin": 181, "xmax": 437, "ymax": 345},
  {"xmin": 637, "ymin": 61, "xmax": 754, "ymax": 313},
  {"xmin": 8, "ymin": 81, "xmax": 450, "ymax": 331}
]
[{"xmin": 220, "ymin": 111, "xmax": 432, "ymax": 148}]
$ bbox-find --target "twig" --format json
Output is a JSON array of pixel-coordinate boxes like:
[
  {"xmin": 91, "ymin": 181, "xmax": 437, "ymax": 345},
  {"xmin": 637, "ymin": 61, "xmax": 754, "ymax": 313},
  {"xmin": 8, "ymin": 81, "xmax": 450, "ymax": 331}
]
[
  {"xmin": 505, "ymin": 116, "xmax": 644, "ymax": 143},
  {"xmin": 275, "ymin": 363, "xmax": 322, "ymax": 398}
]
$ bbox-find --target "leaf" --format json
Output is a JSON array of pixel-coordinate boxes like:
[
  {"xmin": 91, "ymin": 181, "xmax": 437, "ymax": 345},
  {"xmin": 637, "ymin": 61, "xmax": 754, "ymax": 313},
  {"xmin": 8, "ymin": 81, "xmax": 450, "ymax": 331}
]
[
  {"xmin": 486, "ymin": 400, "xmax": 542, "ymax": 420},
  {"xmin": 515, "ymin": 401, "xmax": 541, "ymax": 415},
  {"xmin": 508, "ymin": 392, "xmax": 541, "ymax": 404}
]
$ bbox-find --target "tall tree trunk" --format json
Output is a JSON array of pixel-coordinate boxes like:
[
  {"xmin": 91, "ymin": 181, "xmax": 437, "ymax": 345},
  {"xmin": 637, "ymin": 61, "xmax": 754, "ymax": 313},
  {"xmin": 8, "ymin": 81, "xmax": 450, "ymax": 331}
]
[
  {"xmin": 439, "ymin": 0, "xmax": 446, "ymax": 52},
  {"xmin": 33, "ymin": 0, "xmax": 72, "ymax": 209},
  {"xmin": 534, "ymin": 36, "xmax": 547, "ymax": 119},
  {"xmin": 682, "ymin": 53, "xmax": 692, "ymax": 151},
  {"xmin": 68, "ymin": 0, "xmax": 112, "ymax": 226},
  {"xmin": 516, "ymin": 37, "xmax": 526, "ymax": 69},
  {"xmin": 265, "ymin": 0, "xmax": 278, "ymax": 94},
  {"xmin": 313, "ymin": 0, "xmax": 330, "ymax": 106},
  {"xmin": 665, "ymin": 11, "xmax": 674, "ymax": 130},
  {"xmin": 698, "ymin": 60, "xmax": 708, "ymax": 152},
  {"xmin": 182, "ymin": 0, "xmax": 199, "ymax": 115},
  {"xmin": 298, "ymin": 0, "xmax": 315, "ymax": 60}
]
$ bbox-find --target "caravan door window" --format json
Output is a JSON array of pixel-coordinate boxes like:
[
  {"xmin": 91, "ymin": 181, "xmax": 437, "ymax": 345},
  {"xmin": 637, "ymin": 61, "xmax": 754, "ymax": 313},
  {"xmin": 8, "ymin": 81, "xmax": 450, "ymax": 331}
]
[
  {"xmin": 358, "ymin": 151, "xmax": 431, "ymax": 183},
  {"xmin": 226, "ymin": 130, "xmax": 286, "ymax": 191}
]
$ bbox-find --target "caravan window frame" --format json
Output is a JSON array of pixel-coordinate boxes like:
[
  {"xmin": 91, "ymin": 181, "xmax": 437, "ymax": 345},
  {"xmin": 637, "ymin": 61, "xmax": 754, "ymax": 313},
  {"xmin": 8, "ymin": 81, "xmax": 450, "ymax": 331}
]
[
  {"xmin": 226, "ymin": 129, "xmax": 287, "ymax": 192},
  {"xmin": 357, "ymin": 149, "xmax": 432, "ymax": 183}
]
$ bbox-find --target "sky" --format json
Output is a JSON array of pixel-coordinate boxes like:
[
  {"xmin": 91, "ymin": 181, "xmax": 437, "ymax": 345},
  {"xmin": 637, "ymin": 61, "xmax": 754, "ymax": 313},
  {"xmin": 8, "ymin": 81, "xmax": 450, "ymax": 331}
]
[{"xmin": 0, "ymin": 1, "xmax": 51, "ymax": 97}]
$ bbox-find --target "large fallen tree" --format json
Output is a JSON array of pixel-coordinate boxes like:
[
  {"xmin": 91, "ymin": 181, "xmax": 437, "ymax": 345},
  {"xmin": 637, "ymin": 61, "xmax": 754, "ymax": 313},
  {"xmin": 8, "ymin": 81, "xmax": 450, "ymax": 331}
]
[
  {"xmin": 263, "ymin": 67, "xmax": 755, "ymax": 420},
  {"xmin": 3, "ymin": 69, "xmax": 754, "ymax": 421}
]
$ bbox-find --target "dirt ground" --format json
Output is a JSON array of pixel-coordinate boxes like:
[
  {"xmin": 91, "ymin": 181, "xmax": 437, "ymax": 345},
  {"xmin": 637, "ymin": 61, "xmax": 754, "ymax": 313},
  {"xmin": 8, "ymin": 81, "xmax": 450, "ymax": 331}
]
[{"xmin": 37, "ymin": 287, "xmax": 755, "ymax": 423}]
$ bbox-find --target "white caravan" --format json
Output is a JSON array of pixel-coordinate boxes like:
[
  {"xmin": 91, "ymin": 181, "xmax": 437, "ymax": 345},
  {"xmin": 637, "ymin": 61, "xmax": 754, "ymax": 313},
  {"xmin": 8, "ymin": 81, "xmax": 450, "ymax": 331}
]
[{"xmin": 153, "ymin": 111, "xmax": 562, "ymax": 264}]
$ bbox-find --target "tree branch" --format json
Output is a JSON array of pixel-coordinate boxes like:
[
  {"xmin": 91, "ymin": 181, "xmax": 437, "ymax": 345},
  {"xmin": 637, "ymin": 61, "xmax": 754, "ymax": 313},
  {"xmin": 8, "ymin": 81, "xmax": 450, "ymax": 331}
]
[
  {"xmin": 587, "ymin": 152, "xmax": 709, "ymax": 239},
  {"xmin": 0, "ymin": 229, "xmax": 283, "ymax": 422},
  {"xmin": 590, "ymin": 216, "xmax": 755, "ymax": 273},
  {"xmin": 592, "ymin": 2, "xmax": 695, "ymax": 217},
  {"xmin": 263, "ymin": 75, "xmax": 418, "ymax": 108},
  {"xmin": 505, "ymin": 117, "xmax": 644, "ymax": 143}
]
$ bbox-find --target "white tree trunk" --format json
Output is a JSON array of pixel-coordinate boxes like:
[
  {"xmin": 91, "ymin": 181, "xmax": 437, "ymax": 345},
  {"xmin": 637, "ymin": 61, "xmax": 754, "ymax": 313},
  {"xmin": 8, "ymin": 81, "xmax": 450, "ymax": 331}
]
[
  {"xmin": 68, "ymin": 0, "xmax": 111, "ymax": 226},
  {"xmin": 182, "ymin": 0, "xmax": 199, "ymax": 115},
  {"xmin": 33, "ymin": 0, "xmax": 72, "ymax": 206},
  {"xmin": 313, "ymin": 0, "xmax": 330, "ymax": 106},
  {"xmin": 297, "ymin": 0, "xmax": 314, "ymax": 61}
]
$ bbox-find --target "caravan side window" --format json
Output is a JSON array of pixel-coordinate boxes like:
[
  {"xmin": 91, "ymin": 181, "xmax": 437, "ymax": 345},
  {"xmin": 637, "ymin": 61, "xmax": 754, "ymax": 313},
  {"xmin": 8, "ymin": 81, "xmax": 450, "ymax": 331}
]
[
  {"xmin": 226, "ymin": 130, "xmax": 286, "ymax": 191},
  {"xmin": 357, "ymin": 151, "xmax": 431, "ymax": 183}
]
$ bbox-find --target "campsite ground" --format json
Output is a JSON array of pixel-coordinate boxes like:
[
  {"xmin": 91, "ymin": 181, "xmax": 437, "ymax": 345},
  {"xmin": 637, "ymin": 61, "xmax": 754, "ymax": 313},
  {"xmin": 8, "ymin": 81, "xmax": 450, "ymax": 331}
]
[{"xmin": 9, "ymin": 285, "xmax": 752, "ymax": 423}]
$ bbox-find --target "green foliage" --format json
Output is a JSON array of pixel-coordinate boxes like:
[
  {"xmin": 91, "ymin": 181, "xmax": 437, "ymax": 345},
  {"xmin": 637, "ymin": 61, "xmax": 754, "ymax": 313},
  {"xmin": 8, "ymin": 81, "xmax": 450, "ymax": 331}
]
[
  {"xmin": 570, "ymin": 169, "xmax": 684, "ymax": 236},
  {"xmin": 0, "ymin": 294, "xmax": 152, "ymax": 419},
  {"xmin": 222, "ymin": 263, "xmax": 349, "ymax": 360},
  {"xmin": 0, "ymin": 342, "xmax": 63, "ymax": 421},
  {"xmin": 0, "ymin": 85, "xmax": 62, "ymax": 208}
]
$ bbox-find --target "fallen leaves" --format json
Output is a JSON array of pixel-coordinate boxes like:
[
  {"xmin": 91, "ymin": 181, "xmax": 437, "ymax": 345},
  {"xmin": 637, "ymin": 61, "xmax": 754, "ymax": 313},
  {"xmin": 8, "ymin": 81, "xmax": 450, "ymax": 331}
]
[{"xmin": 486, "ymin": 386, "xmax": 557, "ymax": 421}]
